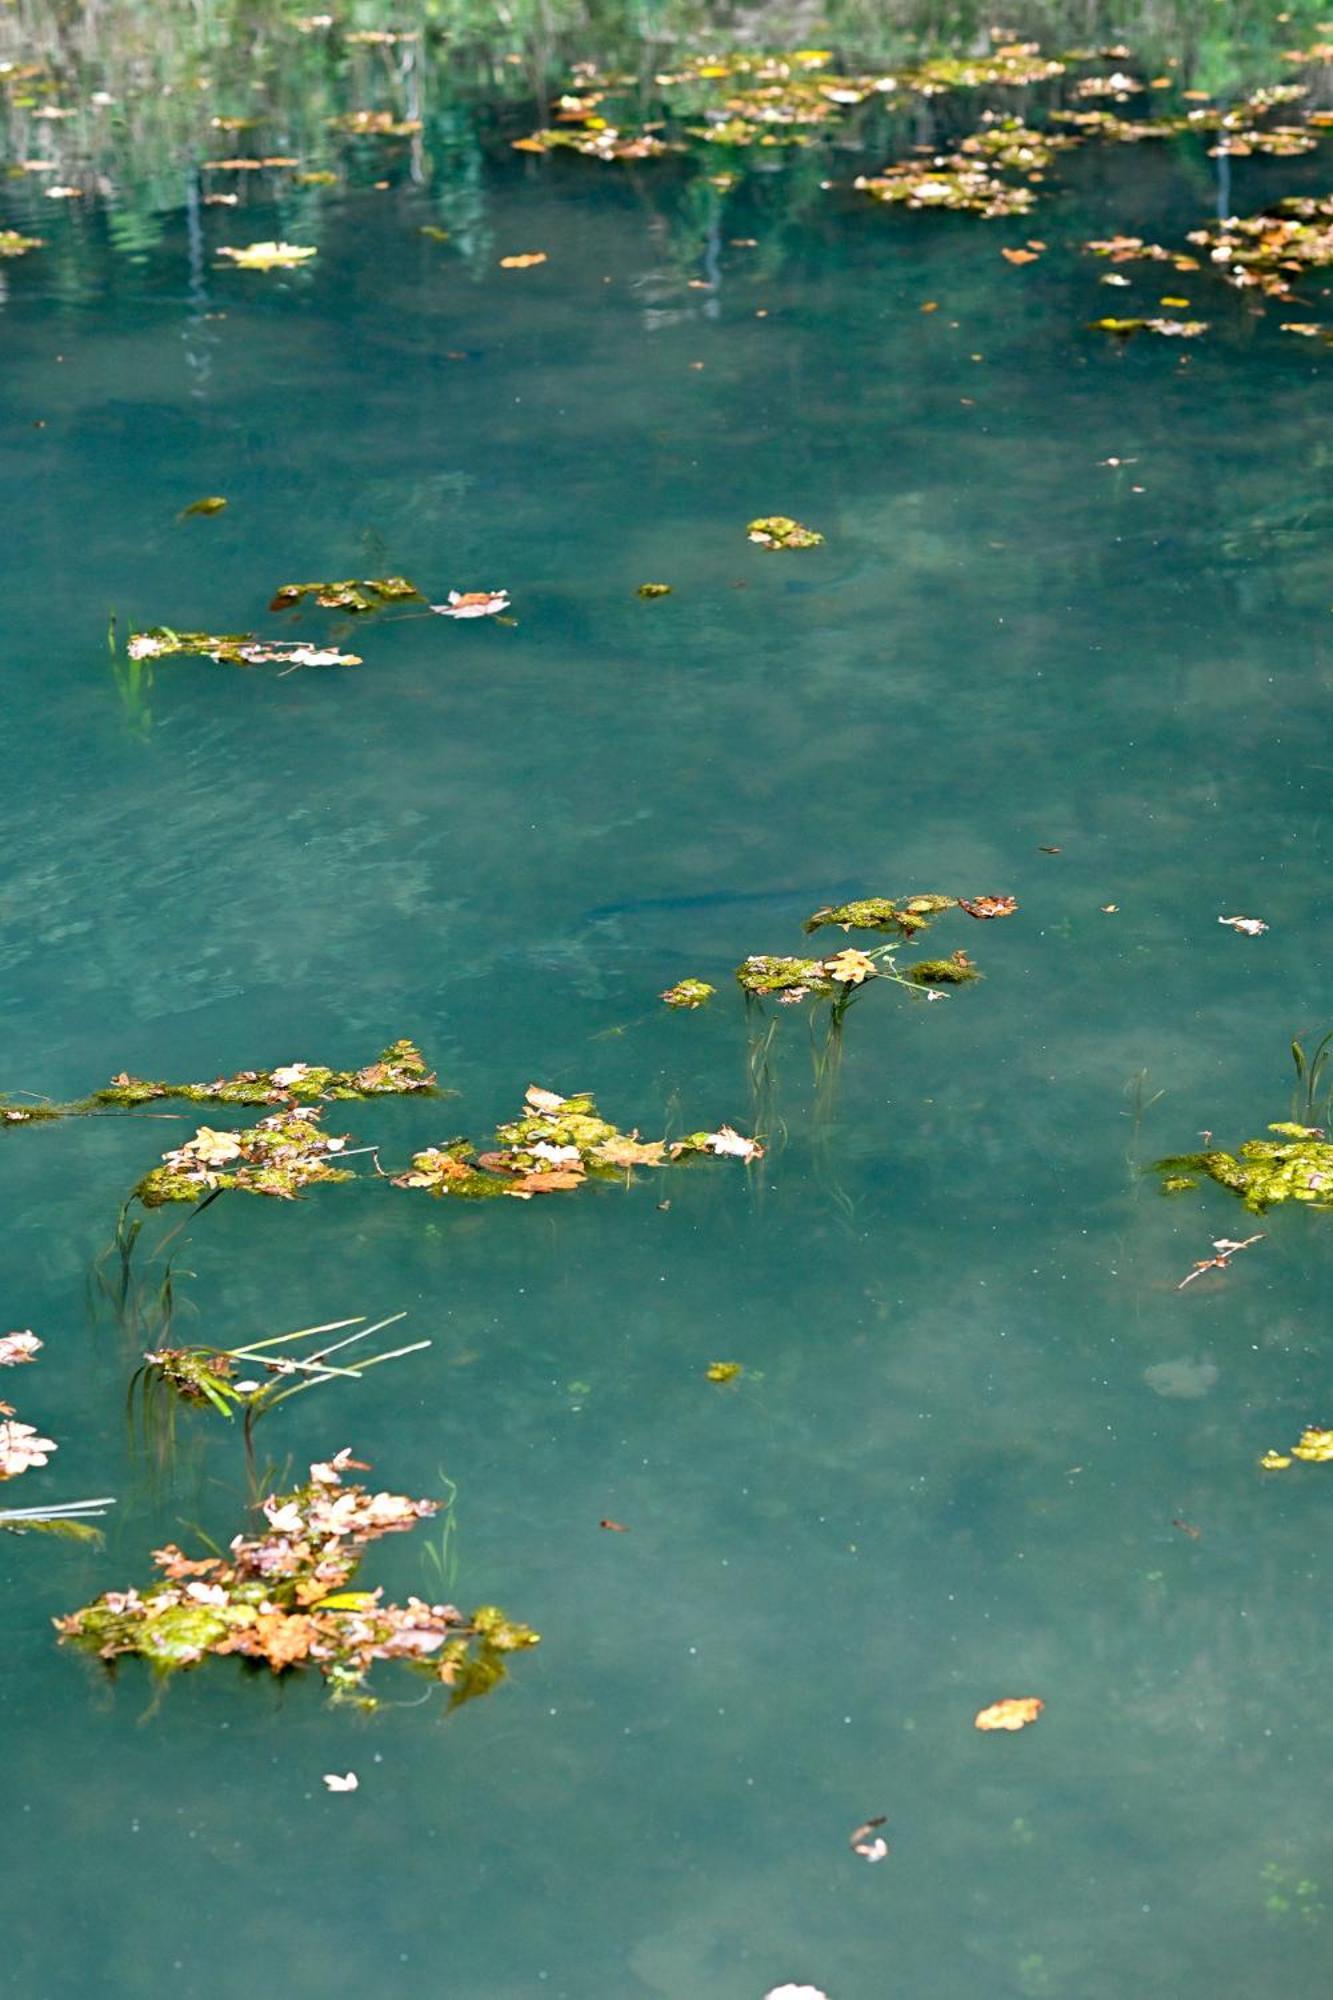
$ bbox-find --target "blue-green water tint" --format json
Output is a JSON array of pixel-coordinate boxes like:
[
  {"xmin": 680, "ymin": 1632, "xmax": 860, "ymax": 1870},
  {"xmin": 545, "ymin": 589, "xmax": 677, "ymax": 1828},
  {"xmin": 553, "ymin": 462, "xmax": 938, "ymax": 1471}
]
[{"xmin": 2, "ymin": 42, "xmax": 1333, "ymax": 2000}]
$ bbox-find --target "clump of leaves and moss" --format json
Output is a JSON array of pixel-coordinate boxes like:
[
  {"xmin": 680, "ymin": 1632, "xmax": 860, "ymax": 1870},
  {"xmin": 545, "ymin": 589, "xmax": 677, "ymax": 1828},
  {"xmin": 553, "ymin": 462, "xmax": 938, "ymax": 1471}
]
[
  {"xmin": 661, "ymin": 978, "xmax": 715, "ymax": 1009},
  {"xmin": 0, "ymin": 1098, "xmax": 69, "ymax": 1126},
  {"xmin": 1090, "ymin": 316, "xmax": 1209, "ymax": 338},
  {"xmin": 1187, "ymin": 196, "xmax": 1333, "ymax": 300},
  {"xmin": 728, "ymin": 890, "xmax": 1007, "ymax": 1010},
  {"xmin": 747, "ymin": 515, "xmax": 822, "ymax": 550},
  {"xmin": 1155, "ymin": 1125, "xmax": 1333, "ymax": 1212},
  {"xmin": 268, "ymin": 576, "xmax": 421, "ymax": 614},
  {"xmin": 95, "ymin": 1039, "xmax": 436, "ymax": 1109},
  {"xmin": 134, "ymin": 1108, "xmax": 356, "ymax": 1207},
  {"xmin": 393, "ymin": 1083, "xmax": 762, "ymax": 1197},
  {"xmin": 57, "ymin": 1449, "xmax": 538, "ymax": 1707},
  {"xmin": 855, "ymin": 159, "xmax": 1038, "ymax": 218},
  {"xmin": 127, "ymin": 629, "xmax": 361, "ymax": 669},
  {"xmin": 514, "ymin": 126, "xmax": 677, "ymax": 161},
  {"xmin": 0, "ymin": 230, "xmax": 43, "ymax": 255}
]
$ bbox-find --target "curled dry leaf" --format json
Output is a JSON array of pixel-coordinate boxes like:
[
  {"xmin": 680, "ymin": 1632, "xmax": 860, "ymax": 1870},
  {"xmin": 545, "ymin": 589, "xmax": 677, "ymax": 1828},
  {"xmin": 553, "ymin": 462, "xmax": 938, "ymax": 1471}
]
[
  {"xmin": 431, "ymin": 590, "xmax": 510, "ymax": 619},
  {"xmin": 850, "ymin": 1814, "xmax": 889, "ymax": 1860},
  {"xmin": 323, "ymin": 1772, "xmax": 359, "ymax": 1792},
  {"xmin": 959, "ymin": 896, "xmax": 1018, "ymax": 920},
  {"xmin": 0, "ymin": 1331, "xmax": 42, "ymax": 1367},
  {"xmin": 0, "ymin": 1420, "xmax": 57, "ymax": 1479},
  {"xmin": 1218, "ymin": 915, "xmax": 1268, "ymax": 936},
  {"xmin": 974, "ymin": 1696, "xmax": 1044, "ymax": 1732}
]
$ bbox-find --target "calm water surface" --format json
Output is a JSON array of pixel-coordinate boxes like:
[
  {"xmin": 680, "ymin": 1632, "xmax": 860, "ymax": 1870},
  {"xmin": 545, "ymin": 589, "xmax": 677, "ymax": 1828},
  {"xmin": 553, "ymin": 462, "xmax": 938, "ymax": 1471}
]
[{"xmin": 1, "ymin": 42, "xmax": 1332, "ymax": 2000}]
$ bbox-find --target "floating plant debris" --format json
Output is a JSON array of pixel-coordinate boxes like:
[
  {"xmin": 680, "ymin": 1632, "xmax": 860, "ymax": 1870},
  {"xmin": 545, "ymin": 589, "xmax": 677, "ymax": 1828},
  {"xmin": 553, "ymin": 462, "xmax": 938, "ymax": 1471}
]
[
  {"xmin": 0, "ymin": 1331, "xmax": 42, "ymax": 1366},
  {"xmin": 906, "ymin": 45, "xmax": 1065, "ymax": 91},
  {"xmin": 498, "ymin": 252, "xmax": 547, "ymax": 268},
  {"xmin": 135, "ymin": 1108, "xmax": 355, "ymax": 1207},
  {"xmin": 1177, "ymin": 1233, "xmax": 1263, "ymax": 1289},
  {"xmin": 135, "ymin": 1314, "xmax": 428, "ymax": 1422},
  {"xmin": 958, "ymin": 118, "xmax": 1076, "ymax": 171},
  {"xmin": 975, "ymin": 1696, "xmax": 1044, "ymax": 1731},
  {"xmin": 180, "ymin": 495, "xmax": 228, "ymax": 518},
  {"xmin": 958, "ymin": 895, "xmax": 1019, "ymax": 919},
  {"xmin": 637, "ymin": 582, "xmax": 672, "ymax": 598},
  {"xmin": 661, "ymin": 978, "xmax": 715, "ymax": 1008},
  {"xmin": 0, "ymin": 1100, "xmax": 69, "ymax": 1125},
  {"xmin": 804, "ymin": 894, "xmax": 956, "ymax": 936},
  {"xmin": 1156, "ymin": 1125, "xmax": 1333, "ymax": 1211},
  {"xmin": 1187, "ymin": 197, "xmax": 1333, "ymax": 299},
  {"xmin": 855, "ymin": 160, "xmax": 1037, "ymax": 218},
  {"xmin": 1218, "ymin": 914, "xmax": 1269, "ymax": 936},
  {"xmin": 747, "ymin": 516, "xmax": 823, "ymax": 550},
  {"xmin": 126, "ymin": 630, "xmax": 361, "ymax": 668},
  {"xmin": 1050, "ymin": 110, "xmax": 1175, "ymax": 141},
  {"xmin": 393, "ymin": 1084, "xmax": 761, "ymax": 1198},
  {"xmin": 1090, "ymin": 317, "xmax": 1208, "ymax": 338},
  {"xmin": 1085, "ymin": 235, "xmax": 1199, "ymax": 270},
  {"xmin": 216, "ymin": 241, "xmax": 317, "ymax": 270},
  {"xmin": 96, "ymin": 1039, "xmax": 436, "ymax": 1109},
  {"xmin": 57, "ymin": 1450, "xmax": 538, "ymax": 1707},
  {"xmin": 513, "ymin": 127, "xmax": 676, "ymax": 161},
  {"xmin": 0, "ymin": 229, "xmax": 43, "ymax": 255},
  {"xmin": 1264, "ymin": 1427, "xmax": 1333, "ymax": 1468},
  {"xmin": 269, "ymin": 576, "xmax": 421, "ymax": 614},
  {"xmin": 430, "ymin": 590, "xmax": 510, "ymax": 618},
  {"xmin": 706, "ymin": 1360, "xmax": 743, "ymax": 1382},
  {"xmin": 327, "ymin": 110, "xmax": 421, "ymax": 136}
]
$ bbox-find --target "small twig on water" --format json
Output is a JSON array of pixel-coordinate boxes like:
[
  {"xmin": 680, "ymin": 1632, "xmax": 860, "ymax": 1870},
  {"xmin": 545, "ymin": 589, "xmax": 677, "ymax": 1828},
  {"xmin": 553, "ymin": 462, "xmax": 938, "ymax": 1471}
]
[{"xmin": 1177, "ymin": 1233, "xmax": 1264, "ymax": 1290}]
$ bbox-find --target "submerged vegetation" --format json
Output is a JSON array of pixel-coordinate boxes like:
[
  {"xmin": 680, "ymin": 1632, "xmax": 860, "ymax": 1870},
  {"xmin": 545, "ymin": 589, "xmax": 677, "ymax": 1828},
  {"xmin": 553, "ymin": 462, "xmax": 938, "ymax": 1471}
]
[{"xmin": 58, "ymin": 1450, "xmax": 538, "ymax": 1708}]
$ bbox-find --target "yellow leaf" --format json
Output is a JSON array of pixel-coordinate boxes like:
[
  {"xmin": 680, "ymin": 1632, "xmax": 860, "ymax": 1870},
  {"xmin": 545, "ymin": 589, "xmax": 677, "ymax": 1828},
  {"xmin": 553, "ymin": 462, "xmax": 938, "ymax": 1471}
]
[
  {"xmin": 499, "ymin": 252, "xmax": 547, "ymax": 269},
  {"xmin": 975, "ymin": 1696, "xmax": 1044, "ymax": 1732},
  {"xmin": 1259, "ymin": 1450, "xmax": 1292, "ymax": 1470},
  {"xmin": 706, "ymin": 1361, "xmax": 742, "ymax": 1383}
]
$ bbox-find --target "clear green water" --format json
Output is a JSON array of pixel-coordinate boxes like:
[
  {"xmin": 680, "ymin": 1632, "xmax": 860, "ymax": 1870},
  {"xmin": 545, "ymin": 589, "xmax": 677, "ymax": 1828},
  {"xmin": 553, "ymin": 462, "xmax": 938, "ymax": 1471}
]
[{"xmin": 2, "ymin": 41, "xmax": 1333, "ymax": 2000}]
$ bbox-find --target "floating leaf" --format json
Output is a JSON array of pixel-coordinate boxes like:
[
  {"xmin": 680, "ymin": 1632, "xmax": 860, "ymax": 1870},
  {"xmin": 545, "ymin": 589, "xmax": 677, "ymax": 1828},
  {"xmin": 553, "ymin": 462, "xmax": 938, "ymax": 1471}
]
[
  {"xmin": 706, "ymin": 1361, "xmax": 743, "ymax": 1382},
  {"xmin": 637, "ymin": 582, "xmax": 672, "ymax": 598},
  {"xmin": 0, "ymin": 230, "xmax": 43, "ymax": 256},
  {"xmin": 95, "ymin": 1040, "xmax": 436, "ymax": 1110},
  {"xmin": 135, "ymin": 1108, "xmax": 355, "ymax": 1207},
  {"xmin": 0, "ymin": 1332, "xmax": 42, "ymax": 1367},
  {"xmin": 958, "ymin": 895, "xmax": 1018, "ymax": 919},
  {"xmin": 1219, "ymin": 914, "xmax": 1268, "ymax": 935},
  {"xmin": 430, "ymin": 590, "xmax": 510, "ymax": 619},
  {"xmin": 498, "ymin": 252, "xmax": 547, "ymax": 269},
  {"xmin": 323, "ymin": 1772, "xmax": 359, "ymax": 1792},
  {"xmin": 217, "ymin": 241, "xmax": 318, "ymax": 270},
  {"xmin": 127, "ymin": 629, "xmax": 360, "ymax": 669},
  {"xmin": 180, "ymin": 496, "xmax": 228, "ymax": 518},
  {"xmin": 0, "ymin": 1420, "xmax": 57, "ymax": 1480},
  {"xmin": 1090, "ymin": 316, "xmax": 1208, "ymax": 338},
  {"xmin": 975, "ymin": 1696, "xmax": 1044, "ymax": 1731},
  {"xmin": 856, "ymin": 159, "xmax": 1037, "ymax": 218}
]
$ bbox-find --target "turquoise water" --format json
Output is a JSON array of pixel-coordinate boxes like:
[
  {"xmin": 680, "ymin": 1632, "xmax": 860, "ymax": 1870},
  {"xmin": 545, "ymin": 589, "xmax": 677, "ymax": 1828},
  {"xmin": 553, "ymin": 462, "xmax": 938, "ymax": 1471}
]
[{"xmin": 2, "ymin": 35, "xmax": 1333, "ymax": 2000}]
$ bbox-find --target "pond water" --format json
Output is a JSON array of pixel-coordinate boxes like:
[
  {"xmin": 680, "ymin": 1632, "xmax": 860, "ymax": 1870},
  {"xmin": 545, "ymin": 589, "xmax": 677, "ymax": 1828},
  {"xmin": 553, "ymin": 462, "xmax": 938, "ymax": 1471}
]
[{"xmin": 1, "ymin": 23, "xmax": 1332, "ymax": 2000}]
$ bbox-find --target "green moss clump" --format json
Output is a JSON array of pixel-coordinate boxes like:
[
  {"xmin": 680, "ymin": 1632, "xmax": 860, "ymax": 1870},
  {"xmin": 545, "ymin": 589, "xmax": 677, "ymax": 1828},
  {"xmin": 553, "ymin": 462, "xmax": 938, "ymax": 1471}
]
[
  {"xmin": 1154, "ymin": 1124, "xmax": 1333, "ymax": 1212},
  {"xmin": 804, "ymin": 895, "xmax": 956, "ymax": 936},
  {"xmin": 95, "ymin": 1041, "xmax": 437, "ymax": 1111},
  {"xmin": 269, "ymin": 576, "xmax": 421, "ymax": 614},
  {"xmin": 905, "ymin": 957, "xmax": 982, "ymax": 985},
  {"xmin": 661, "ymin": 979, "xmax": 716, "ymax": 1009},
  {"xmin": 746, "ymin": 515, "xmax": 823, "ymax": 550},
  {"xmin": 735, "ymin": 955, "xmax": 833, "ymax": 996},
  {"xmin": 1, "ymin": 1100, "xmax": 69, "ymax": 1125},
  {"xmin": 392, "ymin": 1144, "xmax": 515, "ymax": 1198}
]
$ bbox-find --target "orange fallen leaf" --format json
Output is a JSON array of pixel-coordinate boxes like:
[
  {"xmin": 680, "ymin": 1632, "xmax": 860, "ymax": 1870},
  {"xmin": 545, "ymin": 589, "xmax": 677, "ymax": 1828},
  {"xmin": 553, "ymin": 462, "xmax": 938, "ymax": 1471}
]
[
  {"xmin": 975, "ymin": 1696, "xmax": 1044, "ymax": 1732},
  {"xmin": 1001, "ymin": 247, "xmax": 1039, "ymax": 264},
  {"xmin": 499, "ymin": 252, "xmax": 547, "ymax": 269},
  {"xmin": 920, "ymin": 300, "xmax": 939, "ymax": 313},
  {"xmin": 959, "ymin": 895, "xmax": 1018, "ymax": 920}
]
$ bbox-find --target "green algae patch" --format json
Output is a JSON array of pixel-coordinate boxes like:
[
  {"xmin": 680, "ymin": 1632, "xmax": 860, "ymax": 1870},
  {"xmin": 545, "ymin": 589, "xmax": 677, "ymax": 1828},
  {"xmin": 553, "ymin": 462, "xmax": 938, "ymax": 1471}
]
[
  {"xmin": 58, "ymin": 1450, "xmax": 538, "ymax": 1708},
  {"xmin": 1, "ymin": 1099, "xmax": 70, "ymax": 1126},
  {"xmin": 747, "ymin": 516, "xmax": 823, "ymax": 550},
  {"xmin": 804, "ymin": 895, "xmax": 956, "ymax": 937},
  {"xmin": 1155, "ymin": 1124, "xmax": 1333, "ymax": 1212},
  {"xmin": 736, "ymin": 954, "xmax": 835, "ymax": 998},
  {"xmin": 134, "ymin": 1109, "xmax": 356, "ymax": 1207},
  {"xmin": 95, "ymin": 1039, "xmax": 437, "ymax": 1109},
  {"xmin": 661, "ymin": 978, "xmax": 715, "ymax": 1009},
  {"xmin": 905, "ymin": 955, "xmax": 982, "ymax": 985},
  {"xmin": 269, "ymin": 575, "xmax": 422, "ymax": 614}
]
